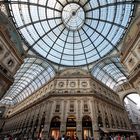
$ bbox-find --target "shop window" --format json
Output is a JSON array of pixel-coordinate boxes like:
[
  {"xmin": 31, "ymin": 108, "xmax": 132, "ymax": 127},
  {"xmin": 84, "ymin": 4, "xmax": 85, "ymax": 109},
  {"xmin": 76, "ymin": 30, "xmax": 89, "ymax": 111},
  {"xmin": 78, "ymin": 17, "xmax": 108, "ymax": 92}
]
[
  {"xmin": 82, "ymin": 116, "xmax": 93, "ymax": 140},
  {"xmin": 55, "ymin": 104, "xmax": 60, "ymax": 112}
]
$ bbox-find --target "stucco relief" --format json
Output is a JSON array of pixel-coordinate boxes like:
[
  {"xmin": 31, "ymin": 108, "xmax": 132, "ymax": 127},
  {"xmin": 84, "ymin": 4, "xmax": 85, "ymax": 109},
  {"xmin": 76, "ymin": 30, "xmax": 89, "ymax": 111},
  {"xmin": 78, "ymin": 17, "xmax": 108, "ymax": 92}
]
[
  {"xmin": 59, "ymin": 69, "xmax": 89, "ymax": 77},
  {"xmin": 58, "ymin": 82, "xmax": 64, "ymax": 88}
]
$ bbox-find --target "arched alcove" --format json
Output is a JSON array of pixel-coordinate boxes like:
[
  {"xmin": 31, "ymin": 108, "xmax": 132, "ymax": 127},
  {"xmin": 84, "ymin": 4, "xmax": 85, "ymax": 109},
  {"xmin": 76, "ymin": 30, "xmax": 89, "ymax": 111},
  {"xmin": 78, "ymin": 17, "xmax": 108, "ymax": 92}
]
[
  {"xmin": 123, "ymin": 93, "xmax": 140, "ymax": 138},
  {"xmin": 50, "ymin": 116, "xmax": 61, "ymax": 139}
]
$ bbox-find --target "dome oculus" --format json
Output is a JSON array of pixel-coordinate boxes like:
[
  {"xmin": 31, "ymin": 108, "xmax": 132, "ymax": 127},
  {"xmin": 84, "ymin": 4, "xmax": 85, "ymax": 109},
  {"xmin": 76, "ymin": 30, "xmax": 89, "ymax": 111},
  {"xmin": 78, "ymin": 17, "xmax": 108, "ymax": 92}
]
[{"xmin": 62, "ymin": 3, "xmax": 85, "ymax": 31}]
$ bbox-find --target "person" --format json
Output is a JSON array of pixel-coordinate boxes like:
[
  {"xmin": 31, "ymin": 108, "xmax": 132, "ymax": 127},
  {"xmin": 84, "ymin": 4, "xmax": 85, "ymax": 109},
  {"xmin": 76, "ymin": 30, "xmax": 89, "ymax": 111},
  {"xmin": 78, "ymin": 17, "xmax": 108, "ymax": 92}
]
[
  {"xmin": 117, "ymin": 134, "xmax": 121, "ymax": 140},
  {"xmin": 67, "ymin": 135, "xmax": 71, "ymax": 140},
  {"xmin": 110, "ymin": 134, "xmax": 114, "ymax": 140},
  {"xmin": 114, "ymin": 135, "xmax": 118, "ymax": 140},
  {"xmin": 126, "ymin": 134, "xmax": 130, "ymax": 140},
  {"xmin": 8, "ymin": 135, "xmax": 12, "ymax": 140},
  {"xmin": 4, "ymin": 136, "xmax": 8, "ymax": 140},
  {"xmin": 61, "ymin": 135, "xmax": 65, "ymax": 140}
]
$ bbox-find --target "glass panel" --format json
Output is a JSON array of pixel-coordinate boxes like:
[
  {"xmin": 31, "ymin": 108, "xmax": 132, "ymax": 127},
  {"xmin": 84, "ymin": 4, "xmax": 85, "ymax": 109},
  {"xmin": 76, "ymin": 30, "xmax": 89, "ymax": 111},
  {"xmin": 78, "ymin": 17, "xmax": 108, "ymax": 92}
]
[
  {"xmin": 0, "ymin": 57, "xmax": 55, "ymax": 105},
  {"xmin": 7, "ymin": 0, "xmax": 134, "ymax": 66},
  {"xmin": 91, "ymin": 57, "xmax": 128, "ymax": 90}
]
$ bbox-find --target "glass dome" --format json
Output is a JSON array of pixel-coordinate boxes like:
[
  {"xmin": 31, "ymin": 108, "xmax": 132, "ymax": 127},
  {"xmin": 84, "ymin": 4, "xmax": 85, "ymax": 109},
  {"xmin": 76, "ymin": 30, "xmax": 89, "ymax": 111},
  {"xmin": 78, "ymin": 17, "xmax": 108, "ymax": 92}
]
[{"xmin": 8, "ymin": 0, "xmax": 134, "ymax": 66}]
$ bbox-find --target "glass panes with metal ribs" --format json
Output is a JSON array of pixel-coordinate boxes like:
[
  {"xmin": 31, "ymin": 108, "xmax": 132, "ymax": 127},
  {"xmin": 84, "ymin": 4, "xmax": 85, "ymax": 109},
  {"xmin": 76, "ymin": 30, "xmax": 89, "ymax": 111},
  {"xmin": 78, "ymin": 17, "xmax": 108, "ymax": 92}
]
[
  {"xmin": 7, "ymin": 0, "xmax": 134, "ymax": 66},
  {"xmin": 0, "ymin": 57, "xmax": 55, "ymax": 105},
  {"xmin": 91, "ymin": 57, "xmax": 128, "ymax": 90}
]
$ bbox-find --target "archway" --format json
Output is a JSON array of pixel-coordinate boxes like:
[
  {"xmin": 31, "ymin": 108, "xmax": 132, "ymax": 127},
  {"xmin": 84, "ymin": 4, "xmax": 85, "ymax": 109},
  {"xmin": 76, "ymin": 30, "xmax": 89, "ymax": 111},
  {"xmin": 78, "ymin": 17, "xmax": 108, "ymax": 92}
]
[
  {"xmin": 123, "ymin": 93, "xmax": 140, "ymax": 138},
  {"xmin": 82, "ymin": 115, "xmax": 93, "ymax": 140},
  {"xmin": 50, "ymin": 116, "xmax": 61, "ymax": 139},
  {"xmin": 117, "ymin": 88, "xmax": 138, "ymax": 103},
  {"xmin": 122, "ymin": 92, "xmax": 140, "ymax": 103},
  {"xmin": 66, "ymin": 115, "xmax": 76, "ymax": 139}
]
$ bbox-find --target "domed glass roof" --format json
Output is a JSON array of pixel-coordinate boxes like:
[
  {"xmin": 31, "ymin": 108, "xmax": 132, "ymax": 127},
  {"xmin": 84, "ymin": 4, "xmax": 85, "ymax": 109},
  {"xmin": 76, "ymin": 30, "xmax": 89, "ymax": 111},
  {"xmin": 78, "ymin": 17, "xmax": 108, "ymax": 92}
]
[
  {"xmin": 8, "ymin": 0, "xmax": 134, "ymax": 66},
  {"xmin": 91, "ymin": 57, "xmax": 128, "ymax": 90},
  {"xmin": 0, "ymin": 57, "xmax": 55, "ymax": 105}
]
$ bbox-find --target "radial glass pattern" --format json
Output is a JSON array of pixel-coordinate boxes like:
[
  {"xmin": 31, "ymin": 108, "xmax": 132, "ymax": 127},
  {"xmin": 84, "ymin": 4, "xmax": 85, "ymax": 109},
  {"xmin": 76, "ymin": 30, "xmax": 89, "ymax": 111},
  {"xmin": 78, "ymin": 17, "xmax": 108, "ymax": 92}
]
[{"xmin": 8, "ymin": 0, "xmax": 134, "ymax": 66}]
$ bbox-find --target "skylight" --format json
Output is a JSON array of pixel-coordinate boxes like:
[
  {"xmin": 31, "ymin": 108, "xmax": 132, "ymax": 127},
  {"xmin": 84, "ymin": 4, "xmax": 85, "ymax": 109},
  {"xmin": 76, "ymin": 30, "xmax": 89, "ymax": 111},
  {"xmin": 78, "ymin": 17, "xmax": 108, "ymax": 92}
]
[
  {"xmin": 91, "ymin": 57, "xmax": 128, "ymax": 90},
  {"xmin": 0, "ymin": 57, "xmax": 55, "ymax": 105},
  {"xmin": 8, "ymin": 0, "xmax": 134, "ymax": 66}
]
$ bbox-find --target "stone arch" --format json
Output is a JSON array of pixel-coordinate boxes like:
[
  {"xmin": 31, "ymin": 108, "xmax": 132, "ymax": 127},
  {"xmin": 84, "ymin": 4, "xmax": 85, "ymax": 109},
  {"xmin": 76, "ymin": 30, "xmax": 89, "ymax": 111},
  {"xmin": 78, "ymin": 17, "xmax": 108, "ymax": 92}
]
[
  {"xmin": 123, "ymin": 91, "xmax": 139, "ymax": 102},
  {"xmin": 117, "ymin": 88, "xmax": 138, "ymax": 104}
]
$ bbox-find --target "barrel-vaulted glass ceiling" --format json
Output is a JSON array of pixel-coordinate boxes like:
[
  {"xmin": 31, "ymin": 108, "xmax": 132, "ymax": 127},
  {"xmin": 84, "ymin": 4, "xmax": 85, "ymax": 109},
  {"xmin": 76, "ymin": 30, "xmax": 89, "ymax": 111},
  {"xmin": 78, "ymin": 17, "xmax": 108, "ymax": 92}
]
[
  {"xmin": 91, "ymin": 57, "xmax": 128, "ymax": 90},
  {"xmin": 0, "ymin": 57, "xmax": 55, "ymax": 105},
  {"xmin": 8, "ymin": 0, "xmax": 134, "ymax": 66}
]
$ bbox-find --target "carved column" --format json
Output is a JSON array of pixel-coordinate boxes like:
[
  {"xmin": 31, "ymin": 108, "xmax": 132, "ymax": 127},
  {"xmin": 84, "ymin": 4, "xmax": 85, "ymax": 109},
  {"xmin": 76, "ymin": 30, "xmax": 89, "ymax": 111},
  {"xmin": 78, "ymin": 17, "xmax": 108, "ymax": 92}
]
[
  {"xmin": 93, "ymin": 100, "xmax": 100, "ymax": 140},
  {"xmin": 60, "ymin": 100, "xmax": 67, "ymax": 136},
  {"xmin": 42, "ymin": 101, "xmax": 53, "ymax": 140},
  {"xmin": 76, "ymin": 100, "xmax": 82, "ymax": 140}
]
